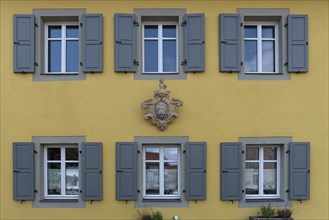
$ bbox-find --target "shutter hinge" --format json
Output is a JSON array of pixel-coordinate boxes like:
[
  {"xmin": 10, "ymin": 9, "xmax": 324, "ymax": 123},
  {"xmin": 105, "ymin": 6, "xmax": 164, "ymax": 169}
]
[
  {"xmin": 286, "ymin": 189, "xmax": 290, "ymax": 192},
  {"xmin": 241, "ymin": 62, "xmax": 243, "ymax": 66},
  {"xmin": 134, "ymin": 59, "xmax": 139, "ymax": 66},
  {"xmin": 240, "ymin": 22, "xmax": 243, "ymax": 27},
  {"xmin": 35, "ymin": 23, "xmax": 39, "ymax": 28},
  {"xmin": 284, "ymin": 23, "xmax": 288, "ymax": 28},
  {"xmin": 80, "ymin": 23, "xmax": 83, "ymax": 27},
  {"xmin": 13, "ymin": 170, "xmax": 19, "ymax": 173},
  {"xmin": 80, "ymin": 190, "xmax": 82, "ymax": 193},
  {"xmin": 79, "ymin": 150, "xmax": 82, "ymax": 154},
  {"xmin": 242, "ymin": 150, "xmax": 244, "ymax": 154},
  {"xmin": 284, "ymin": 62, "xmax": 288, "ymax": 66},
  {"xmin": 80, "ymin": 62, "xmax": 83, "ymax": 66},
  {"xmin": 34, "ymin": 190, "xmax": 38, "ymax": 193},
  {"xmin": 183, "ymin": 190, "xmax": 186, "ymax": 193},
  {"xmin": 286, "ymin": 150, "xmax": 290, "ymax": 154},
  {"xmin": 34, "ymin": 150, "xmax": 38, "ymax": 154},
  {"xmin": 242, "ymin": 190, "xmax": 245, "ymax": 193},
  {"xmin": 133, "ymin": 20, "xmax": 139, "ymax": 27},
  {"xmin": 183, "ymin": 150, "xmax": 186, "ymax": 154},
  {"xmin": 34, "ymin": 62, "xmax": 38, "ymax": 67},
  {"xmin": 137, "ymin": 150, "xmax": 141, "ymax": 154},
  {"xmin": 181, "ymin": 20, "xmax": 187, "ymax": 27},
  {"xmin": 181, "ymin": 59, "xmax": 187, "ymax": 66}
]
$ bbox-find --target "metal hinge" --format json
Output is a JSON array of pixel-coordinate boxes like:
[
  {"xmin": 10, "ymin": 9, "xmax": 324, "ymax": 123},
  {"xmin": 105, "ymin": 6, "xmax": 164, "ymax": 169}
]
[
  {"xmin": 80, "ymin": 23, "xmax": 83, "ymax": 27},
  {"xmin": 181, "ymin": 59, "xmax": 187, "ymax": 66},
  {"xmin": 181, "ymin": 20, "xmax": 187, "ymax": 27},
  {"xmin": 134, "ymin": 59, "xmax": 139, "ymax": 66},
  {"xmin": 35, "ymin": 23, "xmax": 39, "ymax": 28},
  {"xmin": 133, "ymin": 20, "xmax": 139, "ymax": 27},
  {"xmin": 240, "ymin": 22, "xmax": 243, "ymax": 27}
]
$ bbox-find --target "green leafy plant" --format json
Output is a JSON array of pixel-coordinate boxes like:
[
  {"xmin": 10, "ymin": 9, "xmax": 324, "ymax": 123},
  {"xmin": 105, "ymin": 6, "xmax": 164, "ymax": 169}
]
[
  {"xmin": 151, "ymin": 211, "xmax": 163, "ymax": 220},
  {"xmin": 260, "ymin": 204, "xmax": 275, "ymax": 218},
  {"xmin": 135, "ymin": 209, "xmax": 152, "ymax": 220},
  {"xmin": 277, "ymin": 208, "xmax": 293, "ymax": 218}
]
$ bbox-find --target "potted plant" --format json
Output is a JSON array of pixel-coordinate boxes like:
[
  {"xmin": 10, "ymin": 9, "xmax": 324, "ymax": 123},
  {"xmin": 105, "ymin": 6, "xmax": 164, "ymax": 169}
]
[
  {"xmin": 135, "ymin": 209, "xmax": 163, "ymax": 220},
  {"xmin": 249, "ymin": 204, "xmax": 293, "ymax": 220}
]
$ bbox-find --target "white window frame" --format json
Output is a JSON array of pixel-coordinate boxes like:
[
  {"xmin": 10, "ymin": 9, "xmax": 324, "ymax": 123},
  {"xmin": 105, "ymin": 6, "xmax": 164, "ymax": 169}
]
[
  {"xmin": 142, "ymin": 21, "xmax": 178, "ymax": 74},
  {"xmin": 142, "ymin": 145, "xmax": 181, "ymax": 200},
  {"xmin": 44, "ymin": 145, "xmax": 79, "ymax": 200},
  {"xmin": 244, "ymin": 22, "xmax": 279, "ymax": 74},
  {"xmin": 245, "ymin": 145, "xmax": 281, "ymax": 199},
  {"xmin": 45, "ymin": 22, "xmax": 79, "ymax": 74}
]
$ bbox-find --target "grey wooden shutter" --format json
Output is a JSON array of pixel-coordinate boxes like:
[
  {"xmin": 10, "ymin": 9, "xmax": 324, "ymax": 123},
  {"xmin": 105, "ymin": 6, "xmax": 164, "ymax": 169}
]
[
  {"xmin": 219, "ymin": 14, "xmax": 241, "ymax": 72},
  {"xmin": 185, "ymin": 142, "xmax": 206, "ymax": 200},
  {"xmin": 183, "ymin": 14, "xmax": 205, "ymax": 72},
  {"xmin": 13, "ymin": 142, "xmax": 35, "ymax": 201},
  {"xmin": 81, "ymin": 142, "xmax": 103, "ymax": 201},
  {"xmin": 289, "ymin": 142, "xmax": 310, "ymax": 200},
  {"xmin": 82, "ymin": 14, "xmax": 103, "ymax": 73},
  {"xmin": 288, "ymin": 15, "xmax": 308, "ymax": 73},
  {"xmin": 13, "ymin": 15, "xmax": 35, "ymax": 73},
  {"xmin": 116, "ymin": 142, "xmax": 138, "ymax": 200},
  {"xmin": 114, "ymin": 14, "xmax": 137, "ymax": 73},
  {"xmin": 220, "ymin": 142, "xmax": 242, "ymax": 201}
]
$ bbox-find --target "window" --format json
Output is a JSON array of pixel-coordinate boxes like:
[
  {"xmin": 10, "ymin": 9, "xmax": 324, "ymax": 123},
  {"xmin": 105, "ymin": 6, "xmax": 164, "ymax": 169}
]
[
  {"xmin": 115, "ymin": 137, "xmax": 206, "ymax": 208},
  {"xmin": 143, "ymin": 145, "xmax": 180, "ymax": 199},
  {"xmin": 142, "ymin": 23, "xmax": 178, "ymax": 74},
  {"xmin": 45, "ymin": 23, "xmax": 79, "ymax": 74},
  {"xmin": 114, "ymin": 9, "xmax": 205, "ymax": 80},
  {"xmin": 245, "ymin": 145, "xmax": 280, "ymax": 199},
  {"xmin": 220, "ymin": 9, "xmax": 298, "ymax": 80},
  {"xmin": 244, "ymin": 23, "xmax": 278, "ymax": 74},
  {"xmin": 15, "ymin": 9, "xmax": 103, "ymax": 81},
  {"xmin": 44, "ymin": 145, "xmax": 79, "ymax": 199}
]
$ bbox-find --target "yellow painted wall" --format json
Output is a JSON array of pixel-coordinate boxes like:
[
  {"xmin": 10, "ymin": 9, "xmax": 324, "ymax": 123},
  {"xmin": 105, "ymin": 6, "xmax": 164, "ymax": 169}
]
[{"xmin": 0, "ymin": 0, "xmax": 328, "ymax": 220}]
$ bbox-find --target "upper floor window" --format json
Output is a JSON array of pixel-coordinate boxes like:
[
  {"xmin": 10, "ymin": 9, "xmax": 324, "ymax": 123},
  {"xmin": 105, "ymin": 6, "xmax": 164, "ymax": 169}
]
[
  {"xmin": 244, "ymin": 23, "xmax": 278, "ymax": 74},
  {"xmin": 143, "ymin": 145, "xmax": 180, "ymax": 199},
  {"xmin": 45, "ymin": 23, "xmax": 79, "ymax": 74},
  {"xmin": 44, "ymin": 145, "xmax": 79, "ymax": 199},
  {"xmin": 142, "ymin": 23, "xmax": 178, "ymax": 74}
]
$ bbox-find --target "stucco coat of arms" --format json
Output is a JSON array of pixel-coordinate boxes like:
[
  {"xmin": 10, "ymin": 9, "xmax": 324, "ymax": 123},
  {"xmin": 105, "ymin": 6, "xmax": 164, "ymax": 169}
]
[{"xmin": 141, "ymin": 80, "xmax": 183, "ymax": 131}]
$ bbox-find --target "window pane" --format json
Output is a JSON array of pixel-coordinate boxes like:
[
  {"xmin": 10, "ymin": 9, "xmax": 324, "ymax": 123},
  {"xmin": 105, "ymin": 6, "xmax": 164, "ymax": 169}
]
[
  {"xmin": 66, "ymin": 163, "xmax": 79, "ymax": 195},
  {"xmin": 47, "ymin": 148, "xmax": 61, "ymax": 160},
  {"xmin": 244, "ymin": 26, "xmax": 257, "ymax": 38},
  {"xmin": 164, "ymin": 148, "xmax": 178, "ymax": 160},
  {"xmin": 264, "ymin": 162, "xmax": 277, "ymax": 195},
  {"xmin": 47, "ymin": 163, "xmax": 61, "ymax": 195},
  {"xmin": 145, "ymin": 162, "xmax": 159, "ymax": 195},
  {"xmin": 48, "ymin": 26, "xmax": 61, "ymax": 38},
  {"xmin": 262, "ymin": 41, "xmax": 275, "ymax": 72},
  {"xmin": 245, "ymin": 162, "xmax": 259, "ymax": 195},
  {"xmin": 65, "ymin": 148, "xmax": 78, "ymax": 160},
  {"xmin": 262, "ymin": 26, "xmax": 275, "ymax": 38},
  {"xmin": 163, "ymin": 40, "xmax": 177, "ymax": 72},
  {"xmin": 244, "ymin": 41, "xmax": 257, "ymax": 72},
  {"xmin": 48, "ymin": 40, "xmax": 62, "ymax": 72},
  {"xmin": 66, "ymin": 25, "xmax": 79, "ymax": 38},
  {"xmin": 246, "ymin": 147, "xmax": 259, "ymax": 160},
  {"xmin": 66, "ymin": 40, "xmax": 79, "ymax": 72},
  {"xmin": 146, "ymin": 148, "xmax": 160, "ymax": 160},
  {"xmin": 164, "ymin": 162, "xmax": 178, "ymax": 195},
  {"xmin": 144, "ymin": 40, "xmax": 158, "ymax": 72},
  {"xmin": 144, "ymin": 25, "xmax": 158, "ymax": 38},
  {"xmin": 264, "ymin": 147, "xmax": 277, "ymax": 160},
  {"xmin": 163, "ymin": 25, "xmax": 176, "ymax": 38}
]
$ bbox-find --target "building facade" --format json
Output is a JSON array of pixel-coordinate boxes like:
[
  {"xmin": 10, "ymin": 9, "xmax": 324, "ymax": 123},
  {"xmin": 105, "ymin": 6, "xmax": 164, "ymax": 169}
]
[{"xmin": 0, "ymin": 0, "xmax": 328, "ymax": 219}]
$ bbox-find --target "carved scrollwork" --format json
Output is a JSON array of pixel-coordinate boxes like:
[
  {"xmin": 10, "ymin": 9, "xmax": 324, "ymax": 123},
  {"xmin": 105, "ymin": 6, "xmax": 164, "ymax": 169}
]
[{"xmin": 141, "ymin": 80, "xmax": 183, "ymax": 131}]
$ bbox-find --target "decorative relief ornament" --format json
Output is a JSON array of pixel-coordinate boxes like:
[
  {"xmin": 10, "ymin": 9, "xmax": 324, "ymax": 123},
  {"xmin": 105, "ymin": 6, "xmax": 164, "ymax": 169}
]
[{"xmin": 141, "ymin": 80, "xmax": 183, "ymax": 131}]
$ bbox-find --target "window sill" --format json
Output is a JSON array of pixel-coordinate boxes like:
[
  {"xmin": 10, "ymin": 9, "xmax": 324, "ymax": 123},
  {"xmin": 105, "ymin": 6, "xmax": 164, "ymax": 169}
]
[
  {"xmin": 245, "ymin": 199, "xmax": 284, "ymax": 203},
  {"xmin": 244, "ymin": 72, "xmax": 284, "ymax": 75},
  {"xmin": 40, "ymin": 199, "xmax": 79, "ymax": 203},
  {"xmin": 142, "ymin": 72, "xmax": 179, "ymax": 75},
  {"xmin": 41, "ymin": 73, "xmax": 80, "ymax": 76},
  {"xmin": 142, "ymin": 199, "xmax": 182, "ymax": 202}
]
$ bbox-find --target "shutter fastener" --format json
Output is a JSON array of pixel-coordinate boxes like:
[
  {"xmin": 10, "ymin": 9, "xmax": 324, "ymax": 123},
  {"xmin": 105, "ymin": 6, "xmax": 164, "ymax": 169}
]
[
  {"xmin": 181, "ymin": 20, "xmax": 187, "ymax": 27},
  {"xmin": 181, "ymin": 59, "xmax": 187, "ymax": 66}
]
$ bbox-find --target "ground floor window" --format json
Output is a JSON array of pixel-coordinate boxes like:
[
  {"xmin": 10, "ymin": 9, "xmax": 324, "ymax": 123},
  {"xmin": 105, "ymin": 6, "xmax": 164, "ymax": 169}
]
[
  {"xmin": 143, "ymin": 145, "xmax": 180, "ymax": 199},
  {"xmin": 245, "ymin": 145, "xmax": 281, "ymax": 199},
  {"xmin": 44, "ymin": 145, "xmax": 79, "ymax": 199}
]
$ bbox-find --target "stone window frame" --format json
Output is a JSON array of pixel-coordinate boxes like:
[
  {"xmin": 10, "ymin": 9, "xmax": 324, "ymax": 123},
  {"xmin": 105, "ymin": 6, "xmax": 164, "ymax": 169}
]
[
  {"xmin": 238, "ymin": 137, "xmax": 292, "ymax": 208},
  {"xmin": 32, "ymin": 136, "xmax": 86, "ymax": 208},
  {"xmin": 134, "ymin": 136, "xmax": 189, "ymax": 208},
  {"xmin": 237, "ymin": 8, "xmax": 290, "ymax": 81},
  {"xmin": 33, "ymin": 9, "xmax": 86, "ymax": 81}
]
